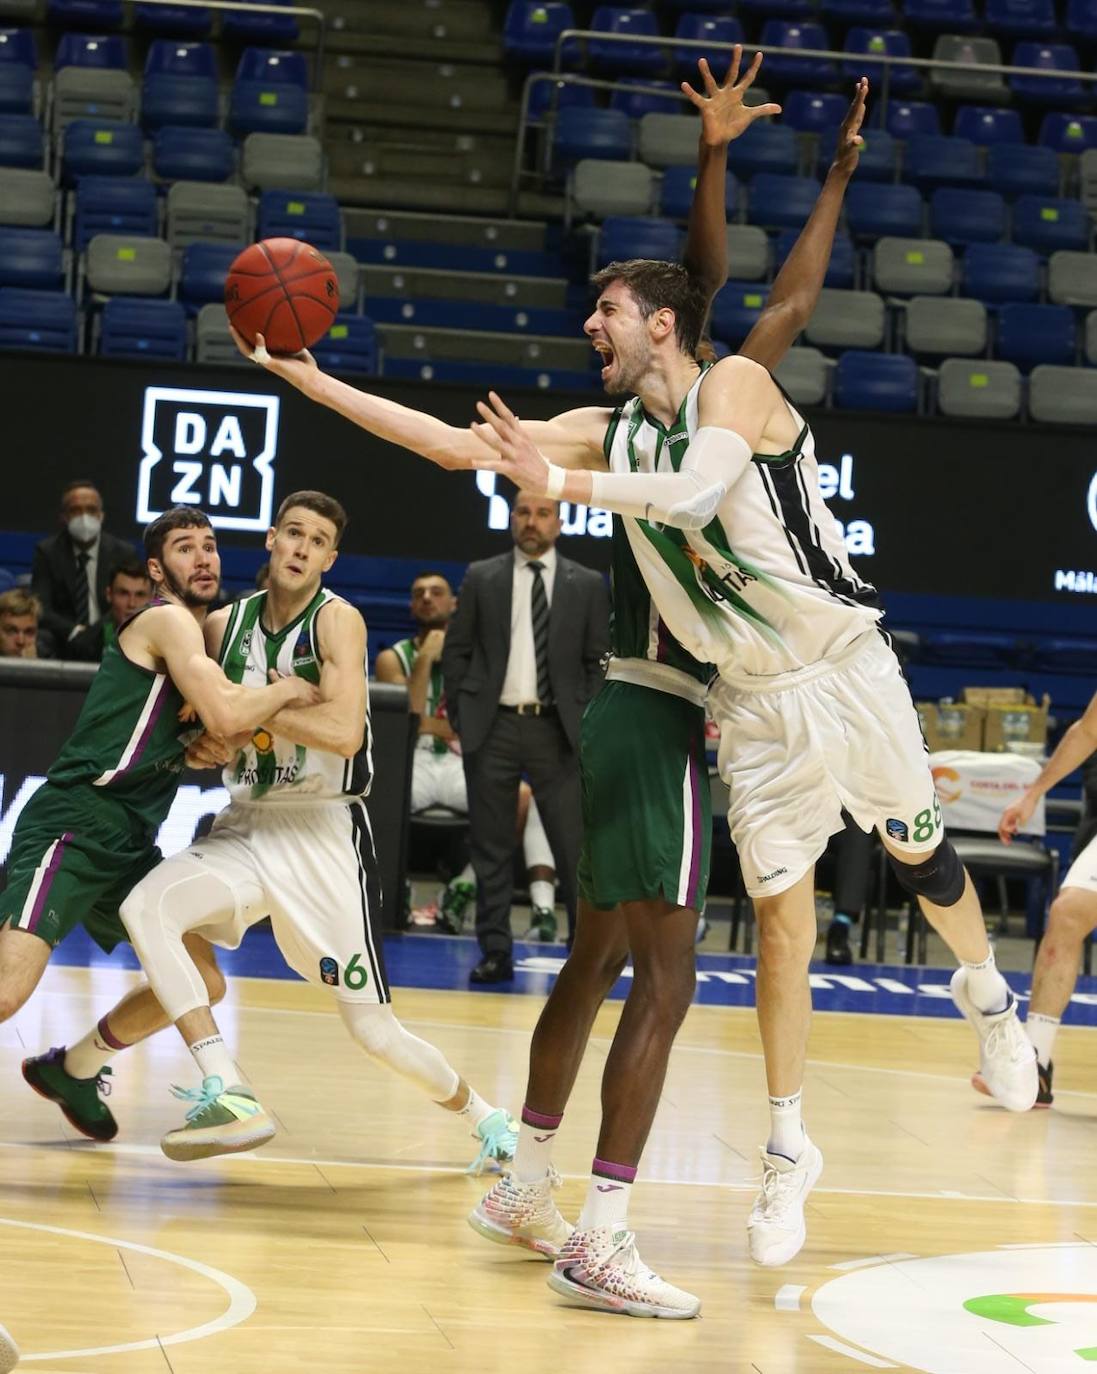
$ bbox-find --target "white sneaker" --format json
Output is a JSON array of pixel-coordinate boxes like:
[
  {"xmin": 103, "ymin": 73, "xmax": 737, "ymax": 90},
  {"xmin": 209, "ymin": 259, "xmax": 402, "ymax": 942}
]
[
  {"xmin": 468, "ymin": 1167, "xmax": 574, "ymax": 1258},
  {"xmin": 549, "ymin": 1225, "xmax": 700, "ymax": 1319},
  {"xmin": 0, "ymin": 1322, "xmax": 18, "ymax": 1374},
  {"xmin": 747, "ymin": 1137, "xmax": 824, "ymax": 1267},
  {"xmin": 950, "ymin": 969, "xmax": 1038, "ymax": 1112}
]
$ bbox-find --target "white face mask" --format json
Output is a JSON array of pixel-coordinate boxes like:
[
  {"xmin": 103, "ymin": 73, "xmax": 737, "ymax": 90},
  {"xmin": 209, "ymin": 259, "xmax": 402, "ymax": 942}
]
[{"xmin": 67, "ymin": 513, "xmax": 101, "ymax": 543}]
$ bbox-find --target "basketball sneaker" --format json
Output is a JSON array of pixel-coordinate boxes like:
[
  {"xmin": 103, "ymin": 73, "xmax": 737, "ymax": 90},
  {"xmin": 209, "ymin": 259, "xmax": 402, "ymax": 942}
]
[
  {"xmin": 468, "ymin": 1166, "xmax": 574, "ymax": 1257},
  {"xmin": 950, "ymin": 969, "xmax": 1037, "ymax": 1112},
  {"xmin": 22, "ymin": 1047, "xmax": 118, "ymax": 1142},
  {"xmin": 527, "ymin": 906, "xmax": 558, "ymax": 943},
  {"xmin": 437, "ymin": 878, "xmax": 475, "ymax": 934},
  {"xmin": 747, "ymin": 1137, "xmax": 824, "ymax": 1267},
  {"xmin": 548, "ymin": 1226, "xmax": 700, "ymax": 1319},
  {"xmin": 973, "ymin": 1058, "xmax": 1053, "ymax": 1108},
  {"xmin": 160, "ymin": 1076, "xmax": 276, "ymax": 1162},
  {"xmin": 466, "ymin": 1108, "xmax": 519, "ymax": 1175},
  {"xmin": 0, "ymin": 1321, "xmax": 18, "ymax": 1374}
]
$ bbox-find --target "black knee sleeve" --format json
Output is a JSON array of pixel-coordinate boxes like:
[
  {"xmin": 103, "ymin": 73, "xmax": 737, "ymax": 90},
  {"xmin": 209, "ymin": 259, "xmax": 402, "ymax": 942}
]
[{"xmin": 888, "ymin": 838, "xmax": 966, "ymax": 907}]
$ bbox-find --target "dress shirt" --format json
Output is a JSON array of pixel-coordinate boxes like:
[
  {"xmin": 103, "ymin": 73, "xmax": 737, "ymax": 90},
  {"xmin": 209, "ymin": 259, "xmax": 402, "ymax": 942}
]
[{"xmin": 499, "ymin": 546, "xmax": 557, "ymax": 706}]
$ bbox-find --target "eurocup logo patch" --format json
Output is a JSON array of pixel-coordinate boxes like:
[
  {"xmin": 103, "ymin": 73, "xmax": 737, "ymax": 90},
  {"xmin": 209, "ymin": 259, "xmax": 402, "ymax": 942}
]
[
  {"xmin": 136, "ymin": 386, "xmax": 280, "ymax": 532},
  {"xmin": 319, "ymin": 957, "xmax": 339, "ymax": 986}
]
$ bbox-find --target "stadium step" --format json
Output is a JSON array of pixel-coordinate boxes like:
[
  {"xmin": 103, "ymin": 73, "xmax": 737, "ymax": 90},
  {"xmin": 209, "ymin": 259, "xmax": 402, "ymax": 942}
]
[
  {"xmin": 328, "ymin": 140, "xmax": 514, "ymax": 191},
  {"xmin": 362, "ymin": 264, "xmax": 569, "ymax": 310},
  {"xmin": 323, "ymin": 57, "xmax": 512, "ymax": 116},
  {"xmin": 377, "ymin": 321, "xmax": 594, "ymax": 372},
  {"xmin": 347, "ymin": 208, "xmax": 561, "ymax": 275},
  {"xmin": 324, "ymin": 0, "xmax": 497, "ymax": 44}
]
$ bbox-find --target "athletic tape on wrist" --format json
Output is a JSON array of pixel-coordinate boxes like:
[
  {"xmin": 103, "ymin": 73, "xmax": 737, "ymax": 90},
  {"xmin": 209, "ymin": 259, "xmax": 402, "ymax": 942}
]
[{"xmin": 544, "ymin": 463, "xmax": 566, "ymax": 499}]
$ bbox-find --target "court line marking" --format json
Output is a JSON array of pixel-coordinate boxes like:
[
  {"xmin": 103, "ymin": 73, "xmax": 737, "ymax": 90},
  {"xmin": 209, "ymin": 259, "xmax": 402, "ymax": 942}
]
[
  {"xmin": 774, "ymin": 1284, "xmax": 805, "ymax": 1312},
  {"xmin": 828, "ymin": 1253, "xmax": 917, "ymax": 1271},
  {"xmin": 807, "ymin": 1334, "xmax": 898, "ymax": 1367},
  {"xmin": 0, "ymin": 1215, "xmax": 255, "ymax": 1362}
]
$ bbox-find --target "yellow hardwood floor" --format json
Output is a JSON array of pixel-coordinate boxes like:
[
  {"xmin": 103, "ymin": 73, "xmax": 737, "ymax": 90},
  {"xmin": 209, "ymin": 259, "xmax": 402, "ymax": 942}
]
[{"xmin": 2, "ymin": 964, "xmax": 1096, "ymax": 1373}]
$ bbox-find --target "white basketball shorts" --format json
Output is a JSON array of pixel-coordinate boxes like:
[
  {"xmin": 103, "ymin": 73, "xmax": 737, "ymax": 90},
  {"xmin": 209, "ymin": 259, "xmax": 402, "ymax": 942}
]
[
  {"xmin": 1061, "ymin": 831, "xmax": 1097, "ymax": 895},
  {"xmin": 410, "ymin": 749, "xmax": 468, "ymax": 814}
]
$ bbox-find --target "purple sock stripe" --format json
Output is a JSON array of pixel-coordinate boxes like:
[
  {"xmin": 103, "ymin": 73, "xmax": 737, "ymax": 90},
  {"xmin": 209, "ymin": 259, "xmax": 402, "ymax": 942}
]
[
  {"xmin": 96, "ymin": 1016, "xmax": 129, "ymax": 1051},
  {"xmin": 521, "ymin": 1105, "xmax": 563, "ymax": 1130},
  {"xmin": 685, "ymin": 750, "xmax": 703, "ymax": 911},
  {"xmin": 592, "ymin": 1157, "xmax": 638, "ymax": 1184},
  {"xmin": 26, "ymin": 832, "xmax": 73, "ymax": 933}
]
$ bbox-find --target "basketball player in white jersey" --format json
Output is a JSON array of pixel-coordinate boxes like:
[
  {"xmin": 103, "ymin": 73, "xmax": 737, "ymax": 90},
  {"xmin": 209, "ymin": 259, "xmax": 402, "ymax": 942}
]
[{"xmin": 74, "ymin": 490, "xmax": 519, "ymax": 1171}]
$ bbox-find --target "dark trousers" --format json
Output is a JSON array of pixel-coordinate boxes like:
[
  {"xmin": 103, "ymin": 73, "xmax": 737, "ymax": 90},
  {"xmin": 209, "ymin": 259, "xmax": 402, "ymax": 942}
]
[
  {"xmin": 833, "ymin": 812, "xmax": 874, "ymax": 920},
  {"xmin": 461, "ymin": 709, "xmax": 581, "ymax": 958}
]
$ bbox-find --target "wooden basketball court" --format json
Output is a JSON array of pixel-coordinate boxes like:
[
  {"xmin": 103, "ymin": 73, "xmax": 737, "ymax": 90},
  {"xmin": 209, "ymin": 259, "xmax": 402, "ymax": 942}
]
[{"xmin": 3, "ymin": 960, "xmax": 1096, "ymax": 1373}]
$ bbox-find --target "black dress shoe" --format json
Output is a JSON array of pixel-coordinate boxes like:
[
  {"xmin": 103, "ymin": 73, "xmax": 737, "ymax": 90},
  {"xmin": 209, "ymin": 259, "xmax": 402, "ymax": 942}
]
[{"xmin": 470, "ymin": 953, "xmax": 514, "ymax": 985}]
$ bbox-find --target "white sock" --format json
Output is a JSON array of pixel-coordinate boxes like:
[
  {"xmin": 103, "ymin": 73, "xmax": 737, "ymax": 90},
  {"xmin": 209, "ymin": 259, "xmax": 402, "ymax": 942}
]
[
  {"xmin": 1026, "ymin": 1011, "xmax": 1060, "ymax": 1067},
  {"xmin": 529, "ymin": 879, "xmax": 555, "ymax": 912},
  {"xmin": 767, "ymin": 1090, "xmax": 804, "ymax": 1162},
  {"xmin": 513, "ymin": 1107, "xmax": 562, "ymax": 1182},
  {"xmin": 64, "ymin": 1016, "xmax": 127, "ymax": 1079},
  {"xmin": 189, "ymin": 1034, "xmax": 241, "ymax": 1088},
  {"xmin": 455, "ymin": 863, "xmax": 475, "ymax": 887},
  {"xmin": 522, "ymin": 797, "xmax": 555, "ymax": 870},
  {"xmin": 962, "ymin": 950, "xmax": 1011, "ymax": 1015},
  {"xmin": 454, "ymin": 1084, "xmax": 495, "ymax": 1132},
  {"xmin": 578, "ymin": 1159, "xmax": 636, "ymax": 1231}
]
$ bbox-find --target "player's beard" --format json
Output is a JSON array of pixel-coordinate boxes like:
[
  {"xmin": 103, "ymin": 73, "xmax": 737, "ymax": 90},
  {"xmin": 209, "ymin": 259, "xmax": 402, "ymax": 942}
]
[
  {"xmin": 602, "ymin": 337, "xmax": 647, "ymax": 397},
  {"xmin": 160, "ymin": 565, "xmax": 219, "ymax": 608}
]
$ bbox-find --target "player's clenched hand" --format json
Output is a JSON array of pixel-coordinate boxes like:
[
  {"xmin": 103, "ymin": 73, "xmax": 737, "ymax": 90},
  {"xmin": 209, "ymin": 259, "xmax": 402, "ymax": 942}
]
[
  {"xmin": 186, "ymin": 732, "xmax": 233, "ymax": 769},
  {"xmin": 683, "ymin": 45, "xmax": 781, "ymax": 148},
  {"xmin": 232, "ymin": 327, "xmax": 318, "ymax": 386},
  {"xmin": 470, "ymin": 391, "xmax": 552, "ymax": 494},
  {"xmin": 998, "ymin": 794, "xmax": 1036, "ymax": 845},
  {"xmin": 267, "ymin": 668, "xmax": 322, "ymax": 707}
]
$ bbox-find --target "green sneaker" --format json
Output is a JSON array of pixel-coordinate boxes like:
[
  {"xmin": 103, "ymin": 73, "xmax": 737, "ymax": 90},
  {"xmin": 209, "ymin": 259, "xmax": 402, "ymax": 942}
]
[
  {"xmin": 527, "ymin": 906, "xmax": 558, "ymax": 943},
  {"xmin": 161, "ymin": 1076, "xmax": 276, "ymax": 1162},
  {"xmin": 467, "ymin": 1107, "xmax": 519, "ymax": 1175},
  {"xmin": 437, "ymin": 878, "xmax": 475, "ymax": 934},
  {"xmin": 23, "ymin": 1047, "xmax": 118, "ymax": 1142}
]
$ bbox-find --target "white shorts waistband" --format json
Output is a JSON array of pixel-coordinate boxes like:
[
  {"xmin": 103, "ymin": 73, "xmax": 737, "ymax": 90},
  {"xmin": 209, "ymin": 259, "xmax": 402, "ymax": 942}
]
[
  {"xmin": 715, "ymin": 630, "xmax": 882, "ymax": 696},
  {"xmin": 604, "ymin": 657, "xmax": 710, "ymax": 708}
]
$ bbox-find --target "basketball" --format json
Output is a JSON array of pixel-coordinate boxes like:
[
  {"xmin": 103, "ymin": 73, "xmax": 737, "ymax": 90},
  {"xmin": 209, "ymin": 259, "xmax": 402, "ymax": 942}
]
[{"xmin": 224, "ymin": 238, "xmax": 339, "ymax": 354}]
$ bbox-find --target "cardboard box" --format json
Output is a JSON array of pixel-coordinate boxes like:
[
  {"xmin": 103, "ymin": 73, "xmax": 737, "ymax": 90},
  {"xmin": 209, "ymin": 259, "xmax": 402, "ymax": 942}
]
[
  {"xmin": 983, "ymin": 696, "xmax": 1050, "ymax": 753},
  {"xmin": 916, "ymin": 701, "xmax": 986, "ymax": 753},
  {"xmin": 962, "ymin": 686, "xmax": 1031, "ymax": 708}
]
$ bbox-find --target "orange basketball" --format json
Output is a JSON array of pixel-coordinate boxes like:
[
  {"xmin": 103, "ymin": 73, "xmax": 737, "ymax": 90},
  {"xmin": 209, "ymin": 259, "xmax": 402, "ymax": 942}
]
[{"xmin": 224, "ymin": 237, "xmax": 339, "ymax": 354}]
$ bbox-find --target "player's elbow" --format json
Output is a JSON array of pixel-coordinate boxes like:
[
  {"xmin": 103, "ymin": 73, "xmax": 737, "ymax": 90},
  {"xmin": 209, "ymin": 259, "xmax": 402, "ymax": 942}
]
[{"xmin": 336, "ymin": 732, "xmax": 363, "ymax": 758}]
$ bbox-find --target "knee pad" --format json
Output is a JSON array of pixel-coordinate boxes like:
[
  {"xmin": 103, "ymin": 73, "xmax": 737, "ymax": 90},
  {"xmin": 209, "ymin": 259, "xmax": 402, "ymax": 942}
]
[{"xmin": 888, "ymin": 838, "xmax": 966, "ymax": 907}]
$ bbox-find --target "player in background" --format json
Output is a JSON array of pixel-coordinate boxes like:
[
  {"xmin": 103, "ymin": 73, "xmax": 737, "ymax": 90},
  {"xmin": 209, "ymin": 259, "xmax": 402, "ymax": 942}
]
[
  {"xmin": 6, "ymin": 508, "xmax": 318, "ymax": 1138},
  {"xmin": 63, "ymin": 492, "xmax": 518, "ymax": 1171}
]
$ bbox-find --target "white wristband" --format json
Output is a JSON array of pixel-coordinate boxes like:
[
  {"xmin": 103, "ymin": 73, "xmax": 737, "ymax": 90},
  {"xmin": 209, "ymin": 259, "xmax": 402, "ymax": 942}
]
[{"xmin": 544, "ymin": 463, "xmax": 566, "ymax": 499}]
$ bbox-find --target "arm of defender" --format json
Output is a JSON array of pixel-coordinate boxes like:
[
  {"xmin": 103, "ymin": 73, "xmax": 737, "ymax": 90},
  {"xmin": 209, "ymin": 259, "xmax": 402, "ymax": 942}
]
[
  {"xmin": 999, "ymin": 690, "xmax": 1097, "ymax": 843},
  {"xmin": 263, "ymin": 601, "xmax": 367, "ymax": 758}
]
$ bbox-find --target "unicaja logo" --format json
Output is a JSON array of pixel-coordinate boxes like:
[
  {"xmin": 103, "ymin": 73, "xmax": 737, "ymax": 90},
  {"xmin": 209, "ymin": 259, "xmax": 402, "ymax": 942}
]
[{"xmin": 475, "ymin": 471, "xmax": 612, "ymax": 539}]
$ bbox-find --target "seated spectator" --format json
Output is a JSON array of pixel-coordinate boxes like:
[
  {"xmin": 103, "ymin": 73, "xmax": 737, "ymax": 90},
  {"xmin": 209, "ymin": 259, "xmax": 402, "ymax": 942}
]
[
  {"xmin": 0, "ymin": 589, "xmax": 40, "ymax": 659},
  {"xmin": 375, "ymin": 570, "xmax": 561, "ymax": 940},
  {"xmin": 31, "ymin": 479, "xmax": 137, "ymax": 656},
  {"xmin": 64, "ymin": 559, "xmax": 152, "ymax": 662}
]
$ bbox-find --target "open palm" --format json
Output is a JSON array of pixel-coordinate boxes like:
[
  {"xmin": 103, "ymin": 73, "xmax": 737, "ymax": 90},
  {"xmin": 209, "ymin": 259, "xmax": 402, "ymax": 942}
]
[{"xmin": 682, "ymin": 44, "xmax": 782, "ymax": 147}]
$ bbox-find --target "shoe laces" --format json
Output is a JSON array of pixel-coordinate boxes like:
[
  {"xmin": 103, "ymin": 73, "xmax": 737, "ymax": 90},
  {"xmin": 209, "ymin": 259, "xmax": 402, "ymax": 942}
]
[
  {"xmin": 95, "ymin": 1066, "xmax": 114, "ymax": 1098},
  {"xmin": 985, "ymin": 1012, "xmax": 1030, "ymax": 1066},
  {"xmin": 757, "ymin": 1155, "xmax": 800, "ymax": 1225},
  {"xmin": 170, "ymin": 1075, "xmax": 226, "ymax": 1122},
  {"xmin": 467, "ymin": 1112, "xmax": 519, "ymax": 1176}
]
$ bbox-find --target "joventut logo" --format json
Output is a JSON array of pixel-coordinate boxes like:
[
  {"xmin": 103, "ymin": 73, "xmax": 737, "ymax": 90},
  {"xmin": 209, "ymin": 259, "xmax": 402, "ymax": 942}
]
[{"xmin": 136, "ymin": 386, "xmax": 280, "ymax": 532}]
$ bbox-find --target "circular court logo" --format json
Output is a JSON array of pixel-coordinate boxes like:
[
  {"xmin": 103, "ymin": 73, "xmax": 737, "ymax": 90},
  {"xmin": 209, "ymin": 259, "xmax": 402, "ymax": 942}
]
[{"xmin": 811, "ymin": 1244, "xmax": 1097, "ymax": 1372}]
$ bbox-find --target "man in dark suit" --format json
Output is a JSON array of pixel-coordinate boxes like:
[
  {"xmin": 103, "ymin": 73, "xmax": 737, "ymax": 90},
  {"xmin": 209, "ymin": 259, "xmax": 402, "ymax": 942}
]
[
  {"xmin": 443, "ymin": 489, "xmax": 610, "ymax": 983},
  {"xmin": 31, "ymin": 480, "xmax": 137, "ymax": 658},
  {"xmin": 63, "ymin": 558, "xmax": 152, "ymax": 663}
]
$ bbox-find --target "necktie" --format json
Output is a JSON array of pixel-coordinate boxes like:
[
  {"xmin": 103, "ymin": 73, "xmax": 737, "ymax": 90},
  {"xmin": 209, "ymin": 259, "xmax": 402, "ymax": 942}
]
[
  {"xmin": 74, "ymin": 550, "xmax": 90, "ymax": 626},
  {"xmin": 527, "ymin": 560, "xmax": 552, "ymax": 705}
]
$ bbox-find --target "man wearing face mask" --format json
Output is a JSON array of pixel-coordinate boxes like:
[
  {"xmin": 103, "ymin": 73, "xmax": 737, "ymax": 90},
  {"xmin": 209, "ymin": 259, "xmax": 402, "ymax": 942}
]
[{"xmin": 31, "ymin": 480, "xmax": 138, "ymax": 658}]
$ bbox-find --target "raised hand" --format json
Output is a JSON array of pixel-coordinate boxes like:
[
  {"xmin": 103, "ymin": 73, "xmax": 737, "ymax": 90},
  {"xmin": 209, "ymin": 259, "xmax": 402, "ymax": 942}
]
[
  {"xmin": 682, "ymin": 44, "xmax": 782, "ymax": 148},
  {"xmin": 831, "ymin": 77, "xmax": 869, "ymax": 177},
  {"xmin": 231, "ymin": 326, "xmax": 318, "ymax": 390},
  {"xmin": 470, "ymin": 391, "xmax": 552, "ymax": 494}
]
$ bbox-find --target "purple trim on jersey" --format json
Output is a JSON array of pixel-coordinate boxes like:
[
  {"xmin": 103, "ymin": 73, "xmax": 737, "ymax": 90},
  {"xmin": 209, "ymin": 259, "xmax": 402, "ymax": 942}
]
[
  {"xmin": 116, "ymin": 675, "xmax": 171, "ymax": 779},
  {"xmin": 26, "ymin": 832, "xmax": 73, "ymax": 933},
  {"xmin": 592, "ymin": 1157, "xmax": 638, "ymax": 1184},
  {"xmin": 522, "ymin": 1105, "xmax": 564, "ymax": 1130},
  {"xmin": 685, "ymin": 752, "xmax": 703, "ymax": 911}
]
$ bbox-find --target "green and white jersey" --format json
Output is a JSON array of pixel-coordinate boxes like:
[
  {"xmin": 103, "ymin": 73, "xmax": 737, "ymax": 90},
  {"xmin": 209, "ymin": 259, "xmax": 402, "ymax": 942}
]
[
  {"xmin": 218, "ymin": 588, "xmax": 371, "ymax": 804},
  {"xmin": 608, "ymin": 367, "xmax": 881, "ymax": 679},
  {"xmin": 389, "ymin": 636, "xmax": 448, "ymax": 754}
]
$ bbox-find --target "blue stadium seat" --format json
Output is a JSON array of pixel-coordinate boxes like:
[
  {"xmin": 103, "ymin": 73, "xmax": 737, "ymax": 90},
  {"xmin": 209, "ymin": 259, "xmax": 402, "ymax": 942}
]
[
  {"xmin": 1010, "ymin": 43, "xmax": 1086, "ymax": 106},
  {"xmin": 177, "ymin": 240, "xmax": 237, "ymax": 310},
  {"xmin": 99, "ymin": 295, "xmax": 186, "ymax": 358},
  {"xmin": 236, "ymin": 47, "xmax": 308, "ymax": 88},
  {"xmin": 845, "ymin": 182, "xmax": 923, "ymax": 237},
  {"xmin": 710, "ymin": 279, "xmax": 768, "ymax": 345},
  {"xmin": 310, "ymin": 316, "xmax": 378, "ymax": 375},
  {"xmin": 822, "ymin": 0, "xmax": 896, "ymax": 24},
  {"xmin": 996, "ymin": 301, "xmax": 1076, "ymax": 367},
  {"xmin": 924, "ymin": 631, "xmax": 1020, "ymax": 666},
  {"xmin": 835, "ymin": 350, "xmax": 918, "ymax": 412},
  {"xmin": 1066, "ymin": 0, "xmax": 1097, "ymax": 39},
  {"xmin": 257, "ymin": 189, "xmax": 342, "ymax": 251},
  {"xmin": 503, "ymin": 2, "xmax": 578, "ymax": 65},
  {"xmin": 758, "ymin": 22, "xmax": 837, "ymax": 85},
  {"xmin": 588, "ymin": 7, "xmax": 664, "ymax": 75},
  {"xmin": 783, "ymin": 90, "xmax": 849, "ymax": 134},
  {"xmin": 553, "ymin": 106, "xmax": 631, "ymax": 166},
  {"xmin": 842, "ymin": 29, "xmax": 921, "ymax": 94},
  {"xmin": 985, "ymin": 0, "xmax": 1057, "ymax": 36},
  {"xmin": 930, "ymin": 187, "xmax": 1006, "ymax": 244},
  {"xmin": 738, "ymin": 0, "xmax": 815, "ymax": 18},
  {"xmin": 0, "ymin": 28, "xmax": 35, "ymax": 67},
  {"xmin": 0, "ymin": 227, "xmax": 63, "ymax": 288},
  {"xmin": 72, "ymin": 175, "xmax": 157, "ymax": 250},
  {"xmin": 153, "ymin": 125, "xmax": 234, "ymax": 182},
  {"xmin": 1032, "ymin": 637, "xmax": 1097, "ymax": 673},
  {"xmin": 1040, "ymin": 112, "xmax": 1097, "ymax": 152},
  {"xmin": 222, "ymin": 0, "xmax": 298, "ymax": 45},
  {"xmin": 726, "ymin": 122, "xmax": 799, "ymax": 178},
  {"xmin": 146, "ymin": 37, "xmax": 216, "ymax": 77},
  {"xmin": 0, "ymin": 286, "xmax": 77, "ymax": 351},
  {"xmin": 885, "ymin": 99, "xmax": 940, "ymax": 138},
  {"xmin": 747, "ymin": 172, "xmax": 820, "ymax": 229},
  {"xmin": 142, "ymin": 45, "xmax": 219, "ymax": 132},
  {"xmin": 903, "ymin": 135, "xmax": 984, "ymax": 189},
  {"xmin": 775, "ymin": 227, "xmax": 856, "ymax": 287},
  {"xmin": 527, "ymin": 73, "xmax": 595, "ymax": 119},
  {"xmin": 54, "ymin": 32, "xmax": 126, "ymax": 69},
  {"xmin": 904, "ymin": 0, "xmax": 978, "ymax": 31},
  {"xmin": 0, "ymin": 113, "xmax": 43, "ymax": 167},
  {"xmin": 0, "ymin": 29, "xmax": 35, "ymax": 115},
  {"xmin": 987, "ymin": 142, "xmax": 1060, "ymax": 197},
  {"xmin": 133, "ymin": 3, "xmax": 212, "ymax": 36},
  {"xmin": 62, "ymin": 118, "xmax": 143, "ymax": 182},
  {"xmin": 660, "ymin": 164, "xmax": 738, "ymax": 218},
  {"xmin": 597, "ymin": 215, "xmax": 682, "ymax": 265},
  {"xmin": 673, "ymin": 14, "xmax": 744, "ymax": 77},
  {"xmin": 1013, "ymin": 194, "xmax": 1090, "ymax": 251},
  {"xmin": 963, "ymin": 242, "xmax": 1040, "ymax": 301},
  {"xmin": 817, "ymin": 126, "xmax": 896, "ymax": 180},
  {"xmin": 609, "ymin": 77, "xmax": 681, "ymax": 118},
  {"xmin": 953, "ymin": 105, "xmax": 1024, "ymax": 145},
  {"xmin": 47, "ymin": 0, "xmax": 122, "ymax": 29},
  {"xmin": 230, "ymin": 78, "xmax": 308, "ymax": 135}
]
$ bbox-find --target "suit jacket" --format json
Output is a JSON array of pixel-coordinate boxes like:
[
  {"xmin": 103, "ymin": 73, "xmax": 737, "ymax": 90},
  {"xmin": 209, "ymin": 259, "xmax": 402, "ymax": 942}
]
[
  {"xmin": 442, "ymin": 549, "xmax": 610, "ymax": 756},
  {"xmin": 31, "ymin": 529, "xmax": 136, "ymax": 654}
]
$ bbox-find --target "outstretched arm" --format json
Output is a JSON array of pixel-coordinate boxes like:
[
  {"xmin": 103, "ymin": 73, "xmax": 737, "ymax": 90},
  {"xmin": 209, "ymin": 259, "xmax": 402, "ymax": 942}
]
[{"xmin": 740, "ymin": 79, "xmax": 868, "ymax": 370}]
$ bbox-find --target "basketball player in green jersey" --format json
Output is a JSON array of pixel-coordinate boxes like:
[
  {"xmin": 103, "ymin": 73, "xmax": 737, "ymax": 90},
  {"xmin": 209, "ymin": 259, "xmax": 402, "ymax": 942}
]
[
  {"xmin": 3, "ymin": 507, "xmax": 318, "ymax": 1133},
  {"xmin": 237, "ymin": 59, "xmax": 868, "ymax": 1316}
]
